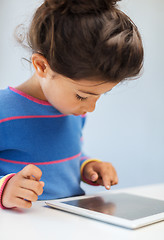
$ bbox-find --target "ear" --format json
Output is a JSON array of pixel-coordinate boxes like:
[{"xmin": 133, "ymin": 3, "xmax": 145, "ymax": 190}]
[{"xmin": 31, "ymin": 53, "xmax": 50, "ymax": 78}]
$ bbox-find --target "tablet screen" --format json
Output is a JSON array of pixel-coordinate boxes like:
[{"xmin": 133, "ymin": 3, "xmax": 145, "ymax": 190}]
[{"xmin": 63, "ymin": 193, "xmax": 164, "ymax": 220}]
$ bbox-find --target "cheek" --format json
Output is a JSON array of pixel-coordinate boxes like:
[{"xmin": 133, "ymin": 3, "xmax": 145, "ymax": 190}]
[
  {"xmin": 41, "ymin": 81, "xmax": 82, "ymax": 112},
  {"xmin": 47, "ymin": 90, "xmax": 80, "ymax": 111},
  {"xmin": 57, "ymin": 98, "xmax": 77, "ymax": 109}
]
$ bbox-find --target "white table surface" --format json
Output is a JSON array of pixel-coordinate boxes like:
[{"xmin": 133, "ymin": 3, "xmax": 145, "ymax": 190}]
[{"xmin": 0, "ymin": 183, "xmax": 164, "ymax": 240}]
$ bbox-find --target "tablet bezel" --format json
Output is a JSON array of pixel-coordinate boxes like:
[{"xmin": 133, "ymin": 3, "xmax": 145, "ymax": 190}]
[{"xmin": 45, "ymin": 192, "xmax": 164, "ymax": 229}]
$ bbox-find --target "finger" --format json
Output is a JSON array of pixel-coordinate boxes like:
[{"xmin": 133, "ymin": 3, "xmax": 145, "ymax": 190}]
[
  {"xmin": 96, "ymin": 178, "xmax": 104, "ymax": 186},
  {"xmin": 102, "ymin": 173, "xmax": 119, "ymax": 189},
  {"xmin": 101, "ymin": 172, "xmax": 113, "ymax": 190},
  {"xmin": 16, "ymin": 187, "xmax": 38, "ymax": 202},
  {"xmin": 96, "ymin": 177, "xmax": 115, "ymax": 188},
  {"xmin": 40, "ymin": 181, "xmax": 45, "ymax": 188},
  {"xmin": 14, "ymin": 197, "xmax": 32, "ymax": 209},
  {"xmin": 109, "ymin": 167, "xmax": 118, "ymax": 186},
  {"xmin": 92, "ymin": 165, "xmax": 111, "ymax": 189},
  {"xmin": 84, "ymin": 162, "xmax": 101, "ymax": 182},
  {"xmin": 111, "ymin": 176, "xmax": 119, "ymax": 185},
  {"xmin": 20, "ymin": 164, "xmax": 42, "ymax": 181},
  {"xmin": 98, "ymin": 164, "xmax": 118, "ymax": 189},
  {"xmin": 103, "ymin": 180, "xmax": 111, "ymax": 190},
  {"xmin": 84, "ymin": 168, "xmax": 99, "ymax": 182},
  {"xmin": 29, "ymin": 175, "xmax": 36, "ymax": 181},
  {"xmin": 20, "ymin": 178, "xmax": 44, "ymax": 196}
]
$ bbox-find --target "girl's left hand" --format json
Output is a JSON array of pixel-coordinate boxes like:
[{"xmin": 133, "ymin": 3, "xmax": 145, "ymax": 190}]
[{"xmin": 83, "ymin": 161, "xmax": 118, "ymax": 190}]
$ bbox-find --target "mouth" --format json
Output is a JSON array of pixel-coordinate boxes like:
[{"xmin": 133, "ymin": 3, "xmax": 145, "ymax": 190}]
[
  {"xmin": 73, "ymin": 112, "xmax": 86, "ymax": 116},
  {"xmin": 73, "ymin": 113, "xmax": 81, "ymax": 116}
]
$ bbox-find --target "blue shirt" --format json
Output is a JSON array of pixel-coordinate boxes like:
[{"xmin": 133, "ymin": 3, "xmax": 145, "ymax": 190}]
[{"xmin": 0, "ymin": 87, "xmax": 89, "ymax": 200}]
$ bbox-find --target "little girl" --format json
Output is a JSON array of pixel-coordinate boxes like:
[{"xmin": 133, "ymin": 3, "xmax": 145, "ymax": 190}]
[{"xmin": 0, "ymin": 0, "xmax": 143, "ymax": 209}]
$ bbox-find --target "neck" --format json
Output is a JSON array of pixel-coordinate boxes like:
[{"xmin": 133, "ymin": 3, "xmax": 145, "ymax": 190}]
[{"xmin": 15, "ymin": 73, "xmax": 47, "ymax": 101}]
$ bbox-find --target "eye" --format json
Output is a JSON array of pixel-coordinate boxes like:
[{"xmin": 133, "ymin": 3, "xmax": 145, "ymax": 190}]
[{"xmin": 76, "ymin": 94, "xmax": 88, "ymax": 101}]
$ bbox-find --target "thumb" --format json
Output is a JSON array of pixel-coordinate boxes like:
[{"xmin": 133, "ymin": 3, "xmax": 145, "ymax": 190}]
[
  {"xmin": 40, "ymin": 181, "xmax": 45, "ymax": 187},
  {"xmin": 85, "ymin": 169, "xmax": 99, "ymax": 182},
  {"xmin": 21, "ymin": 164, "xmax": 42, "ymax": 181}
]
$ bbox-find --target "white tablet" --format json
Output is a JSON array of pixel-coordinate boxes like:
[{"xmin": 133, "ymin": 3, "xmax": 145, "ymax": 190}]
[{"xmin": 45, "ymin": 192, "xmax": 164, "ymax": 229}]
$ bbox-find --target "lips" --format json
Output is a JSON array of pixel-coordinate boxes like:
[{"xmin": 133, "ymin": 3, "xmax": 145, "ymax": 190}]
[
  {"xmin": 73, "ymin": 113, "xmax": 80, "ymax": 116},
  {"xmin": 73, "ymin": 112, "xmax": 86, "ymax": 116}
]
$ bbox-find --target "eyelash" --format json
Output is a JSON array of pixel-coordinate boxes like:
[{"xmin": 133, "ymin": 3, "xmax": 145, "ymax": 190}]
[{"xmin": 76, "ymin": 94, "xmax": 88, "ymax": 101}]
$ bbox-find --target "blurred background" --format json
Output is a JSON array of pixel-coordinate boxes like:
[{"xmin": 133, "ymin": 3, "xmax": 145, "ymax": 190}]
[{"xmin": 0, "ymin": 0, "xmax": 164, "ymax": 194}]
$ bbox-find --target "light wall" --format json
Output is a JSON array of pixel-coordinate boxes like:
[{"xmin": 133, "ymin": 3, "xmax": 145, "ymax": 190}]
[{"xmin": 0, "ymin": 0, "xmax": 164, "ymax": 194}]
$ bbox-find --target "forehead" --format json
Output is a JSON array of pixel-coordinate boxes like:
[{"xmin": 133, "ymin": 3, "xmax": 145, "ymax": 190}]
[
  {"xmin": 70, "ymin": 78, "xmax": 118, "ymax": 95},
  {"xmin": 52, "ymin": 73, "xmax": 119, "ymax": 94}
]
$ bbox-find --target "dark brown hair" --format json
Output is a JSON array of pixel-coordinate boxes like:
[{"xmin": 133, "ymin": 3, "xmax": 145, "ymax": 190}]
[{"xmin": 26, "ymin": 0, "xmax": 144, "ymax": 82}]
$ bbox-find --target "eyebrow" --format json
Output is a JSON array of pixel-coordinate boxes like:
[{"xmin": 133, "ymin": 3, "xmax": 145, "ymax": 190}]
[{"xmin": 78, "ymin": 89, "xmax": 111, "ymax": 96}]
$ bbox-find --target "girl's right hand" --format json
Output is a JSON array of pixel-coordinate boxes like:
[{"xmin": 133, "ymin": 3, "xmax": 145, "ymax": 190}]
[{"xmin": 2, "ymin": 164, "xmax": 44, "ymax": 209}]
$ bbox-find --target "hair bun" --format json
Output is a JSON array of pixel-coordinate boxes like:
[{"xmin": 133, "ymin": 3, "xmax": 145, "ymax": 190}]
[{"xmin": 45, "ymin": 0, "xmax": 120, "ymax": 14}]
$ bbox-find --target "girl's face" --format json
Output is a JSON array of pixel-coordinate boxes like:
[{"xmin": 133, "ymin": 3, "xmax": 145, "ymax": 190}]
[{"xmin": 39, "ymin": 72, "xmax": 118, "ymax": 116}]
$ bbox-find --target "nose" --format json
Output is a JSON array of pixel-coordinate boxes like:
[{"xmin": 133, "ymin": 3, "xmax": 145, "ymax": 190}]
[
  {"xmin": 84, "ymin": 96, "xmax": 100, "ymax": 113},
  {"xmin": 86, "ymin": 102, "xmax": 96, "ymax": 113}
]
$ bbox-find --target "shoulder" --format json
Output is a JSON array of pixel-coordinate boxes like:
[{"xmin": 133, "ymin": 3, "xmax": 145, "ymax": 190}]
[
  {"xmin": 0, "ymin": 87, "xmax": 11, "ymax": 98},
  {"xmin": 0, "ymin": 87, "xmax": 17, "ymax": 120},
  {"xmin": 0, "ymin": 87, "xmax": 14, "ymax": 107},
  {"xmin": 0, "ymin": 87, "xmax": 30, "ymax": 121}
]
